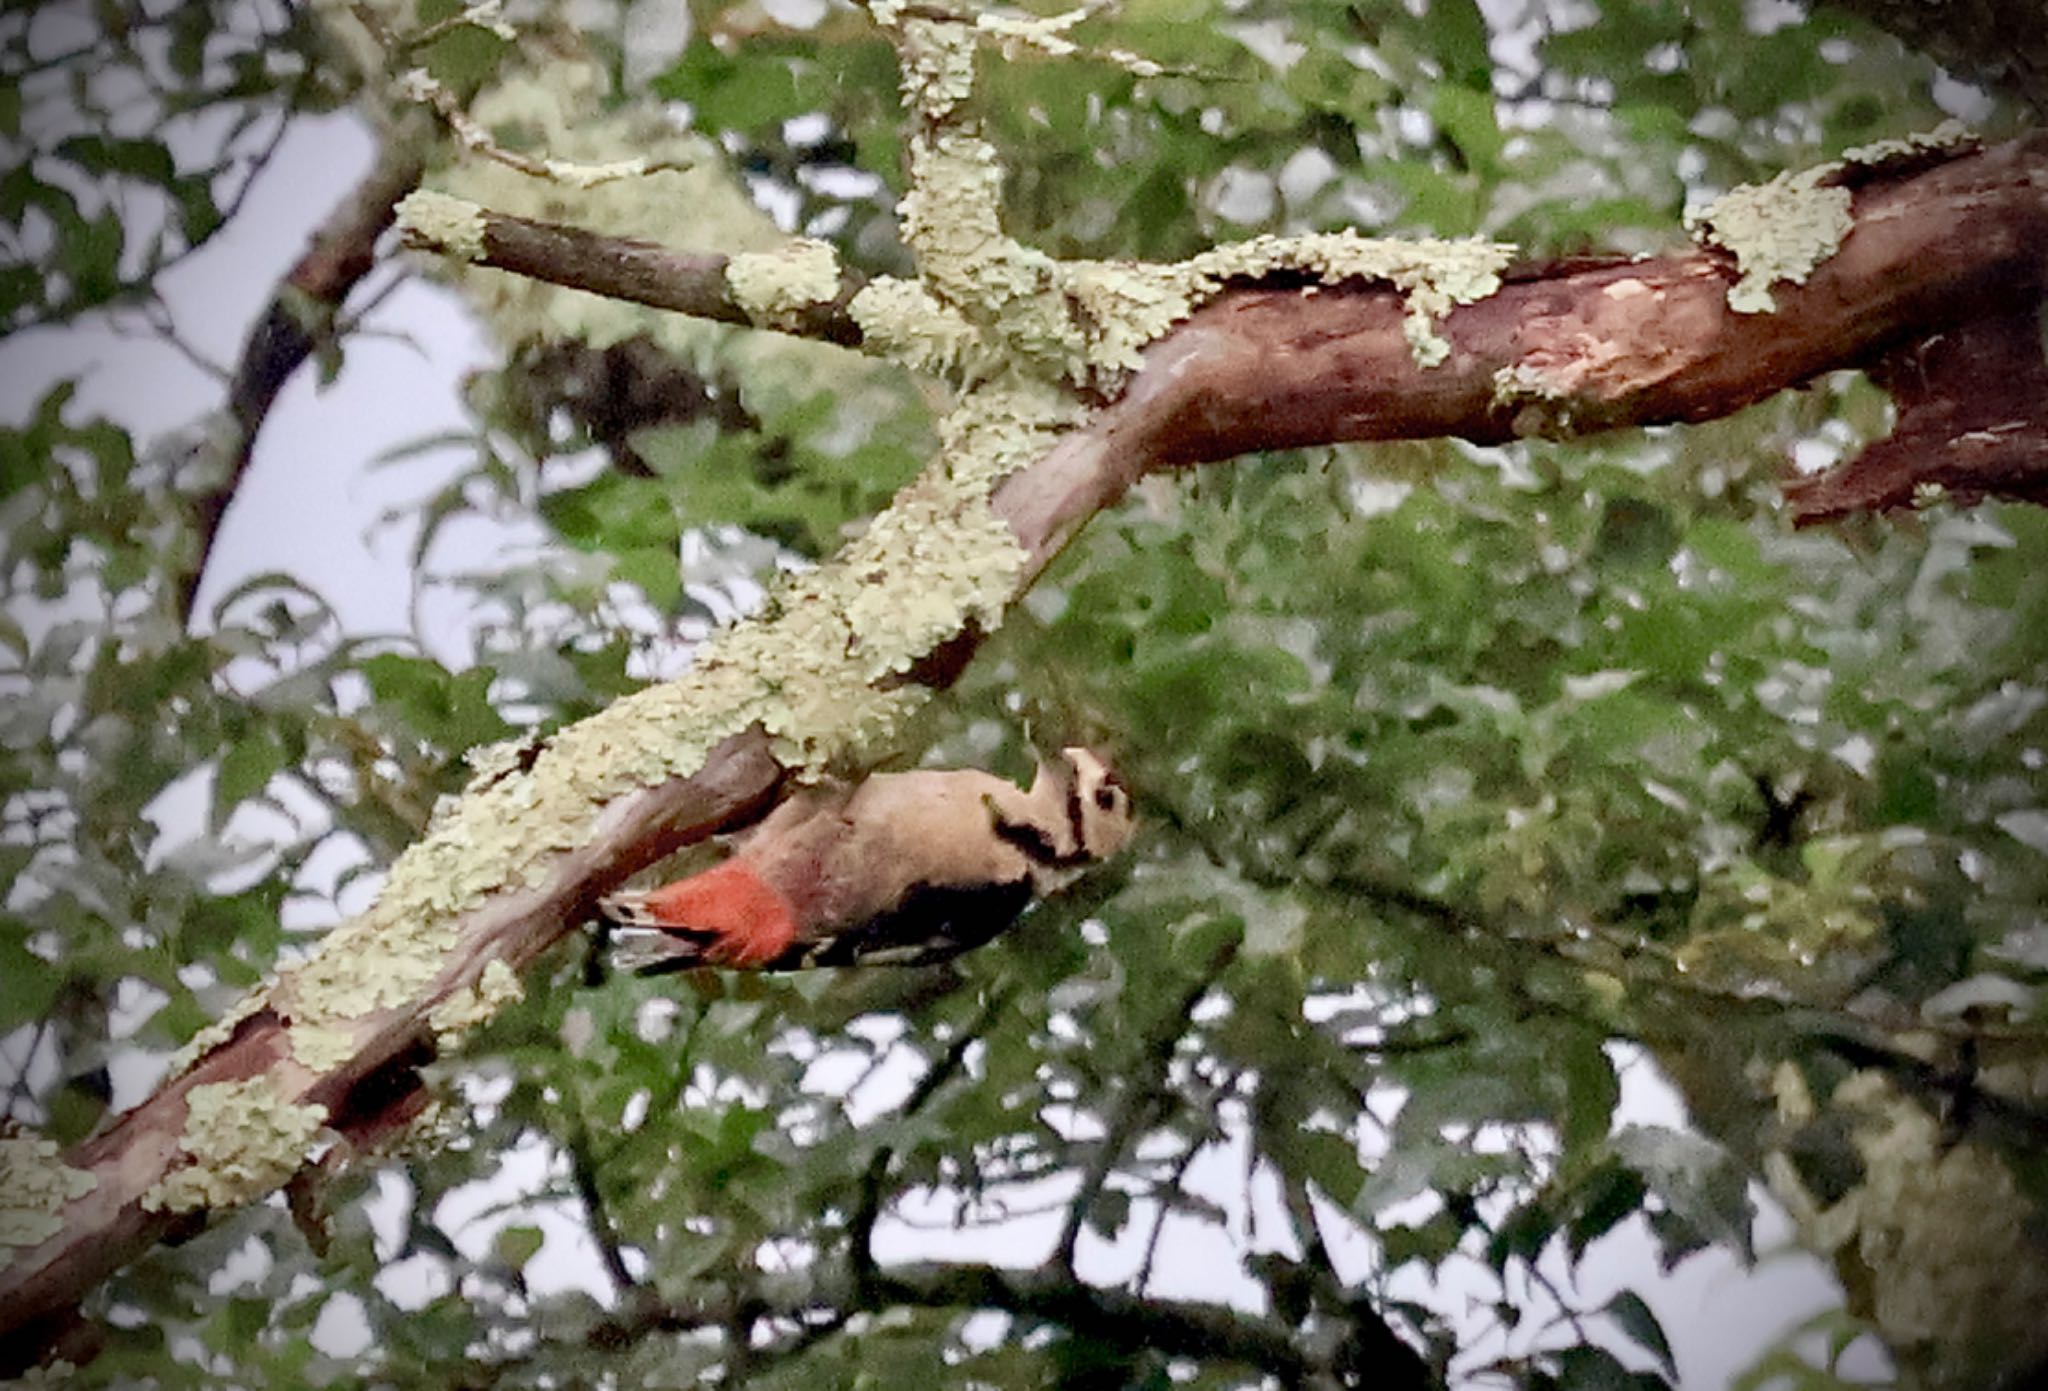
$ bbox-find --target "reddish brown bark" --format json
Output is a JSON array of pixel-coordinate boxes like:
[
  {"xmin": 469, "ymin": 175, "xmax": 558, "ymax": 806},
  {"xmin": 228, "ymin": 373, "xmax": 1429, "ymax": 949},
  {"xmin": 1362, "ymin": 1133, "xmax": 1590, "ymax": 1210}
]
[
  {"xmin": 0, "ymin": 734, "xmax": 787, "ymax": 1372},
  {"xmin": 8, "ymin": 132, "xmax": 2048, "ymax": 1372},
  {"xmin": 1786, "ymin": 308, "xmax": 2048, "ymax": 520},
  {"xmin": 1140, "ymin": 137, "xmax": 2047, "ymax": 472}
]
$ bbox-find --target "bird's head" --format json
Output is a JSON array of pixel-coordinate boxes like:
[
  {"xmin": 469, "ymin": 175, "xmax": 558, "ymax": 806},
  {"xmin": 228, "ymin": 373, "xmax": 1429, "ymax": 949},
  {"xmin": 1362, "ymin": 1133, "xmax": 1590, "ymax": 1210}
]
[{"xmin": 1051, "ymin": 746, "xmax": 1137, "ymax": 860}]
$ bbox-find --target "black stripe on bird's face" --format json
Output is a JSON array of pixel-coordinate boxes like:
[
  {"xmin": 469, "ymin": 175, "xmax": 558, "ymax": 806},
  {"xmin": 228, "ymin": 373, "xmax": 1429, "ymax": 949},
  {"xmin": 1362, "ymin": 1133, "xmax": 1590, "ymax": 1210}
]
[
  {"xmin": 993, "ymin": 808, "xmax": 1095, "ymax": 870},
  {"xmin": 1064, "ymin": 774, "xmax": 1089, "ymax": 859}
]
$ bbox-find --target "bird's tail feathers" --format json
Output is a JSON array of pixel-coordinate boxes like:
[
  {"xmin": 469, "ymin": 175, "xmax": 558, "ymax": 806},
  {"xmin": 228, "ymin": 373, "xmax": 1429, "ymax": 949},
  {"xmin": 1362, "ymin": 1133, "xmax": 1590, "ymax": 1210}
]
[{"xmin": 599, "ymin": 890, "xmax": 721, "ymax": 974}]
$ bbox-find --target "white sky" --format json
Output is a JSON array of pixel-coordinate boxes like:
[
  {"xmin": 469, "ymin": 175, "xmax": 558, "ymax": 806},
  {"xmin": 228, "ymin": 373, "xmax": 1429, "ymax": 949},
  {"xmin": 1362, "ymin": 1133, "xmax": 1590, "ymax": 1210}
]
[{"xmin": 0, "ymin": 100, "xmax": 1896, "ymax": 1389}]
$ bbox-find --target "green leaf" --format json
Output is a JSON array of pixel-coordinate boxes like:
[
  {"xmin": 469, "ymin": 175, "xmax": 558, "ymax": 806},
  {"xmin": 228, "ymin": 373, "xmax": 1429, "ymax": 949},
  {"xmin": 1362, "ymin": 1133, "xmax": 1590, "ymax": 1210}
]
[
  {"xmin": 655, "ymin": 42, "xmax": 804, "ymax": 131},
  {"xmin": 55, "ymin": 134, "xmax": 178, "ymax": 185},
  {"xmin": 1560, "ymin": 1034, "xmax": 1619, "ymax": 1161},
  {"xmin": 493, "ymin": 1225, "xmax": 546, "ymax": 1269},
  {"xmin": 1602, "ymin": 1290, "xmax": 1678, "ymax": 1380},
  {"xmin": 1550, "ymin": 1343, "xmax": 1670, "ymax": 1390},
  {"xmin": 1430, "ymin": 84, "xmax": 1504, "ymax": 176},
  {"xmin": 216, "ymin": 730, "xmax": 283, "ymax": 815},
  {"xmin": 1611, "ymin": 1125, "xmax": 1754, "ymax": 1265},
  {"xmin": 0, "ymin": 923, "xmax": 57, "ymax": 1029},
  {"xmin": 359, "ymin": 653, "xmax": 511, "ymax": 753}
]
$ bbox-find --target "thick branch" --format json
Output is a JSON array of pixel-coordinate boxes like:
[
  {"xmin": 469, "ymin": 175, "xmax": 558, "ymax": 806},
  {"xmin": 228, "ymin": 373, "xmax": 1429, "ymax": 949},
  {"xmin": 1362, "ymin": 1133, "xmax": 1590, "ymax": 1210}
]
[
  {"xmin": 1132, "ymin": 137, "xmax": 2048, "ymax": 470},
  {"xmin": 9, "ymin": 135, "xmax": 2048, "ymax": 1369},
  {"xmin": 414, "ymin": 137, "xmax": 2048, "ymax": 523},
  {"xmin": 1785, "ymin": 307, "xmax": 2048, "ymax": 520}
]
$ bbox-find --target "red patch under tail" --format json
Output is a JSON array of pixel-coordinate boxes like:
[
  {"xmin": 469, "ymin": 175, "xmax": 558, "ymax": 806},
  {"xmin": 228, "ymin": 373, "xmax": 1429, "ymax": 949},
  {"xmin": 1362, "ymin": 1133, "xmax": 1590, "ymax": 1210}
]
[{"xmin": 614, "ymin": 859, "xmax": 800, "ymax": 968}]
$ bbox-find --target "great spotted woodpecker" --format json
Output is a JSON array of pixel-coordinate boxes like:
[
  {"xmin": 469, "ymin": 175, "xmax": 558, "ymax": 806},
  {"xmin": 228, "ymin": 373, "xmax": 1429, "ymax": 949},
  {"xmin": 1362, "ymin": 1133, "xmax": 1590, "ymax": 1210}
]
[{"xmin": 599, "ymin": 748, "xmax": 1136, "ymax": 972}]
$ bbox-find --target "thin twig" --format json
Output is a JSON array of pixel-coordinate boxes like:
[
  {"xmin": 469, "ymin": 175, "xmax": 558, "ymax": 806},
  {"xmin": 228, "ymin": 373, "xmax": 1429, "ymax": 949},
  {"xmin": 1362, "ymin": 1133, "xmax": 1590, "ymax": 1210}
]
[
  {"xmin": 398, "ymin": 204, "xmax": 868, "ymax": 347},
  {"xmin": 850, "ymin": 987, "xmax": 1013, "ymax": 1286},
  {"xmin": 174, "ymin": 131, "xmax": 426, "ymax": 624},
  {"xmin": 1053, "ymin": 938, "xmax": 1235, "ymax": 1274},
  {"xmin": 565, "ymin": 1125, "xmax": 636, "ymax": 1293},
  {"xmin": 1133, "ymin": 1136, "xmax": 1203, "ymax": 1295}
]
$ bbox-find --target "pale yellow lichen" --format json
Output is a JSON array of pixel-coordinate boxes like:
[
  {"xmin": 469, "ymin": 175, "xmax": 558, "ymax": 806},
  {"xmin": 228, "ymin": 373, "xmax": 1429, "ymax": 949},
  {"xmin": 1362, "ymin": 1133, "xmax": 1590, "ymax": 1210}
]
[
  {"xmin": 865, "ymin": 8, "xmax": 1510, "ymax": 386},
  {"xmin": 972, "ymin": 7, "xmax": 1162, "ymax": 78},
  {"xmin": 165, "ymin": 979, "xmax": 274, "ymax": 1079},
  {"xmin": 1493, "ymin": 361, "xmax": 1560, "ymax": 405},
  {"xmin": 466, "ymin": 733, "xmax": 542, "ymax": 787},
  {"xmin": 972, "ymin": 7, "xmax": 1084, "ymax": 59},
  {"xmin": 0, "ymin": 1136, "xmax": 97, "ymax": 1257},
  {"xmin": 543, "ymin": 156, "xmax": 656, "ymax": 189},
  {"xmin": 884, "ymin": 5, "xmax": 1158, "ymax": 107},
  {"xmin": 1686, "ymin": 176, "xmax": 1849, "ymax": 315},
  {"xmin": 900, "ymin": 127, "xmax": 1069, "ymax": 346},
  {"xmin": 726, "ymin": 241, "xmax": 844, "ymax": 332},
  {"xmin": 1491, "ymin": 361, "xmax": 1570, "ymax": 434},
  {"xmin": 1767, "ymin": 1069, "xmax": 2048, "ymax": 1388},
  {"xmin": 397, "ymin": 189, "xmax": 488, "ymax": 263},
  {"xmin": 1064, "ymin": 231, "xmax": 1511, "ymax": 379},
  {"xmin": 1189, "ymin": 230, "xmax": 1510, "ymax": 369},
  {"xmin": 1838, "ymin": 120, "xmax": 1975, "ymax": 171},
  {"xmin": 289, "ymin": 1022, "xmax": 360, "ymax": 1072},
  {"xmin": 849, "ymin": 278, "xmax": 992, "ymax": 378},
  {"xmin": 1688, "ymin": 121, "xmax": 1975, "ymax": 314},
  {"xmin": 269, "ymin": 358, "xmax": 1059, "ymax": 1029},
  {"xmin": 430, "ymin": 959, "xmax": 525, "ymax": 1044},
  {"xmin": 890, "ymin": 11, "xmax": 981, "ymax": 116},
  {"xmin": 143, "ymin": 1079, "xmax": 329, "ymax": 1214}
]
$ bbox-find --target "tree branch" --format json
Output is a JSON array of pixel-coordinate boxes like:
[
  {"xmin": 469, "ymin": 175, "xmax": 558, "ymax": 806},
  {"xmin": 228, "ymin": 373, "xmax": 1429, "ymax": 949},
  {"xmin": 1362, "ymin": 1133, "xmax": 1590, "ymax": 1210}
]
[
  {"xmin": 848, "ymin": 991, "xmax": 1004, "ymax": 1289},
  {"xmin": 9, "ymin": 133, "xmax": 2048, "ymax": 1370},
  {"xmin": 1052, "ymin": 939, "xmax": 1234, "ymax": 1274},
  {"xmin": 408, "ymin": 137, "xmax": 2048, "ymax": 522},
  {"xmin": 400, "ymin": 205, "xmax": 868, "ymax": 347},
  {"xmin": 1129, "ymin": 137, "xmax": 2048, "ymax": 479},
  {"xmin": 582, "ymin": 1259, "xmax": 1331, "ymax": 1385},
  {"xmin": 868, "ymin": 1262, "xmax": 1321, "ymax": 1382},
  {"xmin": 1785, "ymin": 306, "xmax": 2048, "ymax": 520},
  {"xmin": 176, "ymin": 131, "xmax": 426, "ymax": 623},
  {"xmin": 566, "ymin": 1124, "xmax": 636, "ymax": 1294}
]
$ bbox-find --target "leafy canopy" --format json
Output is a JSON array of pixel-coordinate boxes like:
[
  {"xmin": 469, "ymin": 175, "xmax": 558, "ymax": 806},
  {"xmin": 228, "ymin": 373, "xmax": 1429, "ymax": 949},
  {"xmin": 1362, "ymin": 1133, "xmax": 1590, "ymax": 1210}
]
[{"xmin": 3, "ymin": 0, "xmax": 2040, "ymax": 1388}]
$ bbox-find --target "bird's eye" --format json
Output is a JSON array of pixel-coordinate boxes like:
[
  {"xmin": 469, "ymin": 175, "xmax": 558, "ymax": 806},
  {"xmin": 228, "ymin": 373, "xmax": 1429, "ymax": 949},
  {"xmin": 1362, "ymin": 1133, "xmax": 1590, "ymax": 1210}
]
[{"xmin": 1095, "ymin": 786, "xmax": 1120, "ymax": 811}]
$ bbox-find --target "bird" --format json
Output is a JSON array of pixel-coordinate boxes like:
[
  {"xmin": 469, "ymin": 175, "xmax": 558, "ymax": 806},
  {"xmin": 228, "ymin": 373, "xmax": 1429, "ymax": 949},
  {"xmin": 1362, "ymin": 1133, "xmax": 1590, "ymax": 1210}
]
[{"xmin": 599, "ymin": 747, "xmax": 1136, "ymax": 972}]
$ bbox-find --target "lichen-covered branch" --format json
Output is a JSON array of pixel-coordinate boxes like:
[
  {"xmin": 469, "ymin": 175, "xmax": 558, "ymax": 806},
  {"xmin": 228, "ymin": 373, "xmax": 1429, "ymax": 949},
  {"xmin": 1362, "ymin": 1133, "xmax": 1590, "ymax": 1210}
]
[
  {"xmin": 8, "ymin": 1, "xmax": 2048, "ymax": 1371},
  {"xmin": 397, "ymin": 192, "xmax": 869, "ymax": 347},
  {"xmin": 410, "ymin": 133, "xmax": 2048, "ymax": 518},
  {"xmin": 1784, "ymin": 305, "xmax": 2048, "ymax": 520}
]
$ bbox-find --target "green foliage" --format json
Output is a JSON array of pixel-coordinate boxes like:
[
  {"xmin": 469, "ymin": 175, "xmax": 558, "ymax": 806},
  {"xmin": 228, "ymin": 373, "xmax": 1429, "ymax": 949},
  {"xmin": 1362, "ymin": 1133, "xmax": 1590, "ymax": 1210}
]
[
  {"xmin": 1, "ymin": 0, "xmax": 329, "ymax": 331},
  {"xmin": 6, "ymin": 0, "xmax": 2042, "ymax": 1387}
]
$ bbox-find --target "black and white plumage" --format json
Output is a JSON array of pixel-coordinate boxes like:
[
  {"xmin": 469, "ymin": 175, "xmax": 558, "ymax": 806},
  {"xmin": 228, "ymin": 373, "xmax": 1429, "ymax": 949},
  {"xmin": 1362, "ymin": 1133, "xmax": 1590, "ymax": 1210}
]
[{"xmin": 599, "ymin": 748, "xmax": 1136, "ymax": 972}]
